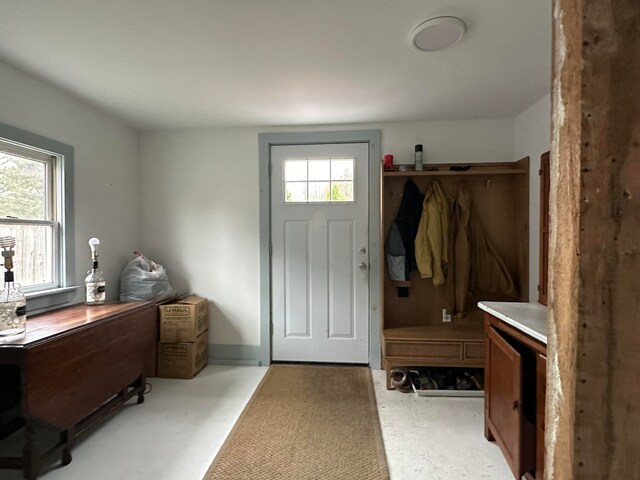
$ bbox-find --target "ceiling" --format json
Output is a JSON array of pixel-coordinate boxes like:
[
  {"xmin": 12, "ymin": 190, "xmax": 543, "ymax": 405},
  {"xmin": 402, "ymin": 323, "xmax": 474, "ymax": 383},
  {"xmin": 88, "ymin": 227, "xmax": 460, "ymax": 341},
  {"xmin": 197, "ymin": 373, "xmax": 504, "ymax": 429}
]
[{"xmin": 0, "ymin": 0, "xmax": 551, "ymax": 130}]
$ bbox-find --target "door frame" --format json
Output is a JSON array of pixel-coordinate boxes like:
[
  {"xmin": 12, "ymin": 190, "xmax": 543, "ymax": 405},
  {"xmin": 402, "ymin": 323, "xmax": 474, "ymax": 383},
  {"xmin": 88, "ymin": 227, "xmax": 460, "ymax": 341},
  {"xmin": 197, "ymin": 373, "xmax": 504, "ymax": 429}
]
[{"xmin": 258, "ymin": 130, "xmax": 382, "ymax": 367}]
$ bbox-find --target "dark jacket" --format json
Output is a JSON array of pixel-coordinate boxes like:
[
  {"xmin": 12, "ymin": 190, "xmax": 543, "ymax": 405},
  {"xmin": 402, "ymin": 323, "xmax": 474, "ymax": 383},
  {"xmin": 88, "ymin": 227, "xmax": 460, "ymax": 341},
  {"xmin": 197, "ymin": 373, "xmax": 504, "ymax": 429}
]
[{"xmin": 386, "ymin": 180, "xmax": 424, "ymax": 284}]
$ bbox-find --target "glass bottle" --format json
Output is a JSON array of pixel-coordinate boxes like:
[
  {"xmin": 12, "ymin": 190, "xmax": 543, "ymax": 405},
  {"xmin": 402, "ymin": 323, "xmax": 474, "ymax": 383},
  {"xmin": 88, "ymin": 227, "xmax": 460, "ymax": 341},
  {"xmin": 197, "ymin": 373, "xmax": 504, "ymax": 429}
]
[
  {"xmin": 0, "ymin": 271, "xmax": 27, "ymax": 336},
  {"xmin": 85, "ymin": 260, "xmax": 106, "ymax": 305}
]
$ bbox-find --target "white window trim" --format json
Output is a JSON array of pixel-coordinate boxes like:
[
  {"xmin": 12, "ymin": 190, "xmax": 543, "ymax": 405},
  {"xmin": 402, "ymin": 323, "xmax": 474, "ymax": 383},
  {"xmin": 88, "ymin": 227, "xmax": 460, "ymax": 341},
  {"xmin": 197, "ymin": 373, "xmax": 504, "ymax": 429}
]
[
  {"xmin": 0, "ymin": 121, "xmax": 77, "ymax": 314},
  {"xmin": 282, "ymin": 157, "xmax": 357, "ymax": 204}
]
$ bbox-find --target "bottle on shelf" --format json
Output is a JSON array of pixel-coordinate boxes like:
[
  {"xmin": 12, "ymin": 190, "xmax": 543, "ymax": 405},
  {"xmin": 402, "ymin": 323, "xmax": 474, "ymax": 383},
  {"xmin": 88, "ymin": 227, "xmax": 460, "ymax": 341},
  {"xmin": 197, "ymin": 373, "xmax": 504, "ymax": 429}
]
[
  {"xmin": 85, "ymin": 237, "xmax": 106, "ymax": 305},
  {"xmin": 0, "ymin": 236, "xmax": 27, "ymax": 336},
  {"xmin": 414, "ymin": 144, "xmax": 424, "ymax": 171}
]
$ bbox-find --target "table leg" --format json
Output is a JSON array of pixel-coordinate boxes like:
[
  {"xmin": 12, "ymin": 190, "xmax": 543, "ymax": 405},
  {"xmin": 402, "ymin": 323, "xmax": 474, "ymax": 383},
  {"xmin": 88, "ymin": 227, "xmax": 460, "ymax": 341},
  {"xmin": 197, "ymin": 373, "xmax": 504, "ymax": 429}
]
[
  {"xmin": 22, "ymin": 422, "xmax": 39, "ymax": 480},
  {"xmin": 137, "ymin": 374, "xmax": 146, "ymax": 405},
  {"xmin": 60, "ymin": 428, "xmax": 74, "ymax": 466}
]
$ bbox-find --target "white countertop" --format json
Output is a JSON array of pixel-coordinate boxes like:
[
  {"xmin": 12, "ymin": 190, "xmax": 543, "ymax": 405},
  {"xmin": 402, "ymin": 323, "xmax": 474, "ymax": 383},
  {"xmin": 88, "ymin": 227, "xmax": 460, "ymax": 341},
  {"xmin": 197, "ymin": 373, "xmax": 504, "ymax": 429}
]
[{"xmin": 477, "ymin": 301, "xmax": 548, "ymax": 344}]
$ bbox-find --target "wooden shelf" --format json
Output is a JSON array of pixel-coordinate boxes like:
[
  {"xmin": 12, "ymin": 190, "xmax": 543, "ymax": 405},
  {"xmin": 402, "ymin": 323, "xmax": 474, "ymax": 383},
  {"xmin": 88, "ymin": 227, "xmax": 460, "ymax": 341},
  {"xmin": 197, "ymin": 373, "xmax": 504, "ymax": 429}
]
[
  {"xmin": 412, "ymin": 388, "xmax": 484, "ymax": 398},
  {"xmin": 383, "ymin": 163, "xmax": 527, "ymax": 177}
]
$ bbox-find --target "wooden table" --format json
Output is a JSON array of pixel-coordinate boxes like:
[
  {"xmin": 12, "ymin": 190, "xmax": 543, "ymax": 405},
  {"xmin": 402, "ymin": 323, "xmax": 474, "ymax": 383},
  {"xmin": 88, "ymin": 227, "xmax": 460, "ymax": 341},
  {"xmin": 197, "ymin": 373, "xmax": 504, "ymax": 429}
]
[{"xmin": 0, "ymin": 301, "xmax": 156, "ymax": 479}]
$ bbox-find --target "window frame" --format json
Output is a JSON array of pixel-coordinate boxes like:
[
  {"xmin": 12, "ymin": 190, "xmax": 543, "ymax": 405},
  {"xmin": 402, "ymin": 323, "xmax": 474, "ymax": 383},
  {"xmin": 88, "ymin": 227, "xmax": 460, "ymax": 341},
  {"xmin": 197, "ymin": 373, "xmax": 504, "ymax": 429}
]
[
  {"xmin": 0, "ymin": 121, "xmax": 76, "ymax": 313},
  {"xmin": 0, "ymin": 145, "xmax": 59, "ymax": 291}
]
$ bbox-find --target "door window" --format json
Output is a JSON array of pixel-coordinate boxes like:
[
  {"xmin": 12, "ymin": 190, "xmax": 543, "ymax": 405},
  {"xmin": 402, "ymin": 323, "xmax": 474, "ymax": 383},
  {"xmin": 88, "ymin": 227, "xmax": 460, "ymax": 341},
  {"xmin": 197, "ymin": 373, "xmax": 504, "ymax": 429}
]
[{"xmin": 283, "ymin": 158, "xmax": 354, "ymax": 203}]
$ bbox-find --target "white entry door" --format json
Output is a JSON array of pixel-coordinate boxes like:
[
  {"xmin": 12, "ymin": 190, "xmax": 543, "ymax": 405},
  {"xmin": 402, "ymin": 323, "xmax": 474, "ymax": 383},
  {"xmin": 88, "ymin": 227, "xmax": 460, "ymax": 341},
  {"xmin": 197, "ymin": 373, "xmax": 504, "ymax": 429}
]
[{"xmin": 271, "ymin": 143, "xmax": 369, "ymax": 363}]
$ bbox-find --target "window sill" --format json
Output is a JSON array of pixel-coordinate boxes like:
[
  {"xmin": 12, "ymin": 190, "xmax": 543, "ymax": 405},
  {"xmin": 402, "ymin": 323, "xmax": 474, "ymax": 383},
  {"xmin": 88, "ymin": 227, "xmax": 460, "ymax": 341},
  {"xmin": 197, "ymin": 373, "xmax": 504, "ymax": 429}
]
[{"xmin": 26, "ymin": 286, "xmax": 81, "ymax": 315}]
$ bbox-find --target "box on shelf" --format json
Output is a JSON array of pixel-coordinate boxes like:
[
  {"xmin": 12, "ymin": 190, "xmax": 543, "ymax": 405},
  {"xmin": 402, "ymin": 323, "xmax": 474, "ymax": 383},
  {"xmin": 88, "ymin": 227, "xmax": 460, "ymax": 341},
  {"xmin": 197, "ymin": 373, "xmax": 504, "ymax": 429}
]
[
  {"xmin": 158, "ymin": 295, "xmax": 208, "ymax": 343},
  {"xmin": 157, "ymin": 331, "xmax": 208, "ymax": 379}
]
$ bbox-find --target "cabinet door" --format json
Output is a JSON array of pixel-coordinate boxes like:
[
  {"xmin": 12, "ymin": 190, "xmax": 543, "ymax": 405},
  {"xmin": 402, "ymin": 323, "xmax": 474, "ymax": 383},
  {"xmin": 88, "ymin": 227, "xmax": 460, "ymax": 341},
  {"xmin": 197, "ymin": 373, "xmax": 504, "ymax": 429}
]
[
  {"xmin": 536, "ymin": 353, "xmax": 547, "ymax": 480},
  {"xmin": 486, "ymin": 326, "xmax": 526, "ymax": 479}
]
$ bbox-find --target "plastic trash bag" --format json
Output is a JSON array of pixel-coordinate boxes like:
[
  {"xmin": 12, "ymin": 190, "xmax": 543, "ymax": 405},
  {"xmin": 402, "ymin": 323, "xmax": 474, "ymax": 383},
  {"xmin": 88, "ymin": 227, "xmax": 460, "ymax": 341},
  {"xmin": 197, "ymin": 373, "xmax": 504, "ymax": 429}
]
[{"xmin": 119, "ymin": 252, "xmax": 176, "ymax": 302}]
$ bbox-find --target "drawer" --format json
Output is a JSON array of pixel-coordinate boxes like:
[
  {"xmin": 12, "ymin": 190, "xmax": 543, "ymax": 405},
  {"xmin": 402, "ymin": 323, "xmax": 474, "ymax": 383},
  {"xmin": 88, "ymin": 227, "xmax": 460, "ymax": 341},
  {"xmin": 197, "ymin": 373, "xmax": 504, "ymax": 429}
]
[
  {"xmin": 464, "ymin": 342, "xmax": 485, "ymax": 361},
  {"xmin": 385, "ymin": 341, "xmax": 463, "ymax": 360}
]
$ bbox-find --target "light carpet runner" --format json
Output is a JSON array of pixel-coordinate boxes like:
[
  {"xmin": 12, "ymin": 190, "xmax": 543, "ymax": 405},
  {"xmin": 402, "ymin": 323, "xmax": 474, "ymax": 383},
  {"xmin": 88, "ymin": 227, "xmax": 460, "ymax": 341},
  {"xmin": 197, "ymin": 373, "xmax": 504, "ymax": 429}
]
[{"xmin": 203, "ymin": 364, "xmax": 390, "ymax": 480}]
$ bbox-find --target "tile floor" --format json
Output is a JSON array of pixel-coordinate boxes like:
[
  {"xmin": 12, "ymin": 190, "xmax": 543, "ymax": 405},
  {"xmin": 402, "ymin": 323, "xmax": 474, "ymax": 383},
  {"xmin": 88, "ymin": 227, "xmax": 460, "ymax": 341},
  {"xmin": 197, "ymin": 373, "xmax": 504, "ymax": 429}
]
[{"xmin": 0, "ymin": 366, "xmax": 512, "ymax": 480}]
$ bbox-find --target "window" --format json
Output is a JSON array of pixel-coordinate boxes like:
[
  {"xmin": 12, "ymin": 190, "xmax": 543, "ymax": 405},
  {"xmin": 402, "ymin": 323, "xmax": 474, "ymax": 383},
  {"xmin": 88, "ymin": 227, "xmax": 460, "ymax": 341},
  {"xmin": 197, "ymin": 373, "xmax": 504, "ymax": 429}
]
[
  {"xmin": 283, "ymin": 158, "xmax": 354, "ymax": 203},
  {"xmin": 0, "ymin": 143, "xmax": 57, "ymax": 290},
  {"xmin": 0, "ymin": 122, "xmax": 74, "ymax": 302}
]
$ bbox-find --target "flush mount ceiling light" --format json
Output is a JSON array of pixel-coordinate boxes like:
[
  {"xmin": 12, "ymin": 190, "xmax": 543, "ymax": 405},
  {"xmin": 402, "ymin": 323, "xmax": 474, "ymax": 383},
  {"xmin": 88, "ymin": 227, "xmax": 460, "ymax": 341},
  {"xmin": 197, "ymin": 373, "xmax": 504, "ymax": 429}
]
[{"xmin": 411, "ymin": 16, "xmax": 466, "ymax": 52}]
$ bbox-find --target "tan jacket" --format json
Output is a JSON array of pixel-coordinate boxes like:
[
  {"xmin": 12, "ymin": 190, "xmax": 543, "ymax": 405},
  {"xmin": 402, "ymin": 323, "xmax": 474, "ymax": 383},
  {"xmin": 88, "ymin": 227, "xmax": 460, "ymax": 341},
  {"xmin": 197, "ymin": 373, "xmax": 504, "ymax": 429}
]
[
  {"xmin": 453, "ymin": 184, "xmax": 471, "ymax": 314},
  {"xmin": 415, "ymin": 181, "xmax": 450, "ymax": 286},
  {"xmin": 452, "ymin": 183, "xmax": 518, "ymax": 315}
]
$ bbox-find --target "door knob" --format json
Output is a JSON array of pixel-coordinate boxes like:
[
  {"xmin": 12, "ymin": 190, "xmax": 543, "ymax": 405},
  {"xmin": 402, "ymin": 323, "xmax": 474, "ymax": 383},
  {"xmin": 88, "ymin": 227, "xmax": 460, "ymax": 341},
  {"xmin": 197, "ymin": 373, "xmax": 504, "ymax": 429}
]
[{"xmin": 358, "ymin": 263, "xmax": 367, "ymax": 271}]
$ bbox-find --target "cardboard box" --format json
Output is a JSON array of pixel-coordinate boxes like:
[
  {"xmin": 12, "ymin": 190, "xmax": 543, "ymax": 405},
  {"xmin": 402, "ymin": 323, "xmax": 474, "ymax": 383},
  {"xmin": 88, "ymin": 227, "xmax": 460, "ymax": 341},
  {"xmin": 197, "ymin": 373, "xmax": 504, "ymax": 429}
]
[
  {"xmin": 157, "ymin": 332, "xmax": 208, "ymax": 379},
  {"xmin": 159, "ymin": 295, "xmax": 208, "ymax": 343}
]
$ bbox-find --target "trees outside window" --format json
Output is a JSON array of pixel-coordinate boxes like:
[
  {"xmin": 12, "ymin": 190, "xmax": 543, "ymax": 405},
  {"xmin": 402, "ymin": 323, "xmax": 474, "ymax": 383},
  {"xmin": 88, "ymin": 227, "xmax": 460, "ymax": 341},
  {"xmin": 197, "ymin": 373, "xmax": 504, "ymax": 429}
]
[{"xmin": 0, "ymin": 142, "xmax": 58, "ymax": 291}]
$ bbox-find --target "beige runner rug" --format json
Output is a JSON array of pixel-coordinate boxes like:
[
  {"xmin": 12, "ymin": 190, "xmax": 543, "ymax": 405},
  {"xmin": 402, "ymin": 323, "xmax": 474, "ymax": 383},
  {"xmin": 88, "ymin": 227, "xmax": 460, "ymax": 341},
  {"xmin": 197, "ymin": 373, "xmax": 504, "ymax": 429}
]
[{"xmin": 203, "ymin": 364, "xmax": 390, "ymax": 480}]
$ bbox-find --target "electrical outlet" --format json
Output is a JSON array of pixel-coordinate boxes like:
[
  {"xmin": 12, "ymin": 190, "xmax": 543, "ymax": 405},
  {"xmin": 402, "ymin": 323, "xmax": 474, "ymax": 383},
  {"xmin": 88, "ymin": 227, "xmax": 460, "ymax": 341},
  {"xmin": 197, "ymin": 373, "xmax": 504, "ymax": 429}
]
[{"xmin": 442, "ymin": 308, "xmax": 452, "ymax": 323}]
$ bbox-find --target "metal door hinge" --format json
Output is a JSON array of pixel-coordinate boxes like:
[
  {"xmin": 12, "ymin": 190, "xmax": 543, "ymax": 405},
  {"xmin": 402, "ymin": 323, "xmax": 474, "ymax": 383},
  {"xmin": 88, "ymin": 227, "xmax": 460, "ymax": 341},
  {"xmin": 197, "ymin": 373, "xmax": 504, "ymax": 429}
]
[
  {"xmin": 268, "ymin": 161, "xmax": 272, "ymax": 176},
  {"xmin": 269, "ymin": 242, "xmax": 273, "ymax": 256}
]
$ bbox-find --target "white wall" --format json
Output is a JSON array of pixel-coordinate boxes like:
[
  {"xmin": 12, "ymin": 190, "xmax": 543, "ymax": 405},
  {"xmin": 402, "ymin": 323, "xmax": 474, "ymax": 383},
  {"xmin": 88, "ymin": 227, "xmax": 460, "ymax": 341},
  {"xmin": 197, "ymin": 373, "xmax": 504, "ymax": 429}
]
[
  {"xmin": 0, "ymin": 60, "xmax": 140, "ymax": 303},
  {"xmin": 139, "ymin": 119, "xmax": 514, "ymax": 347},
  {"xmin": 514, "ymin": 94, "xmax": 551, "ymax": 301},
  {"xmin": 0, "ymin": 52, "xmax": 545, "ymax": 351}
]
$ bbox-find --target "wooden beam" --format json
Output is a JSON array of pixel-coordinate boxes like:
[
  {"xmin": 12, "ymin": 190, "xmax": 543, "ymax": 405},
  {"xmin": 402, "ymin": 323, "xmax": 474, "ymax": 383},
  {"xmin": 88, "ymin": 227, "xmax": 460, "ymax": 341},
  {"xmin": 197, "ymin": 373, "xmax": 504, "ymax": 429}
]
[{"xmin": 548, "ymin": 0, "xmax": 640, "ymax": 478}]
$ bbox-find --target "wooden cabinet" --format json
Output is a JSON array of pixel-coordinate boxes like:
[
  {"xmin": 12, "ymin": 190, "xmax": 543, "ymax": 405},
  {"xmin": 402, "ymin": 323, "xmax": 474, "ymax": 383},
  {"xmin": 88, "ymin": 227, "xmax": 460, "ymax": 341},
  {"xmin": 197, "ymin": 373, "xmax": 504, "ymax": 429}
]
[
  {"xmin": 484, "ymin": 312, "xmax": 546, "ymax": 479},
  {"xmin": 0, "ymin": 301, "xmax": 156, "ymax": 479},
  {"xmin": 381, "ymin": 160, "xmax": 530, "ymax": 387},
  {"xmin": 485, "ymin": 323, "xmax": 535, "ymax": 478},
  {"xmin": 536, "ymin": 353, "xmax": 546, "ymax": 480}
]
